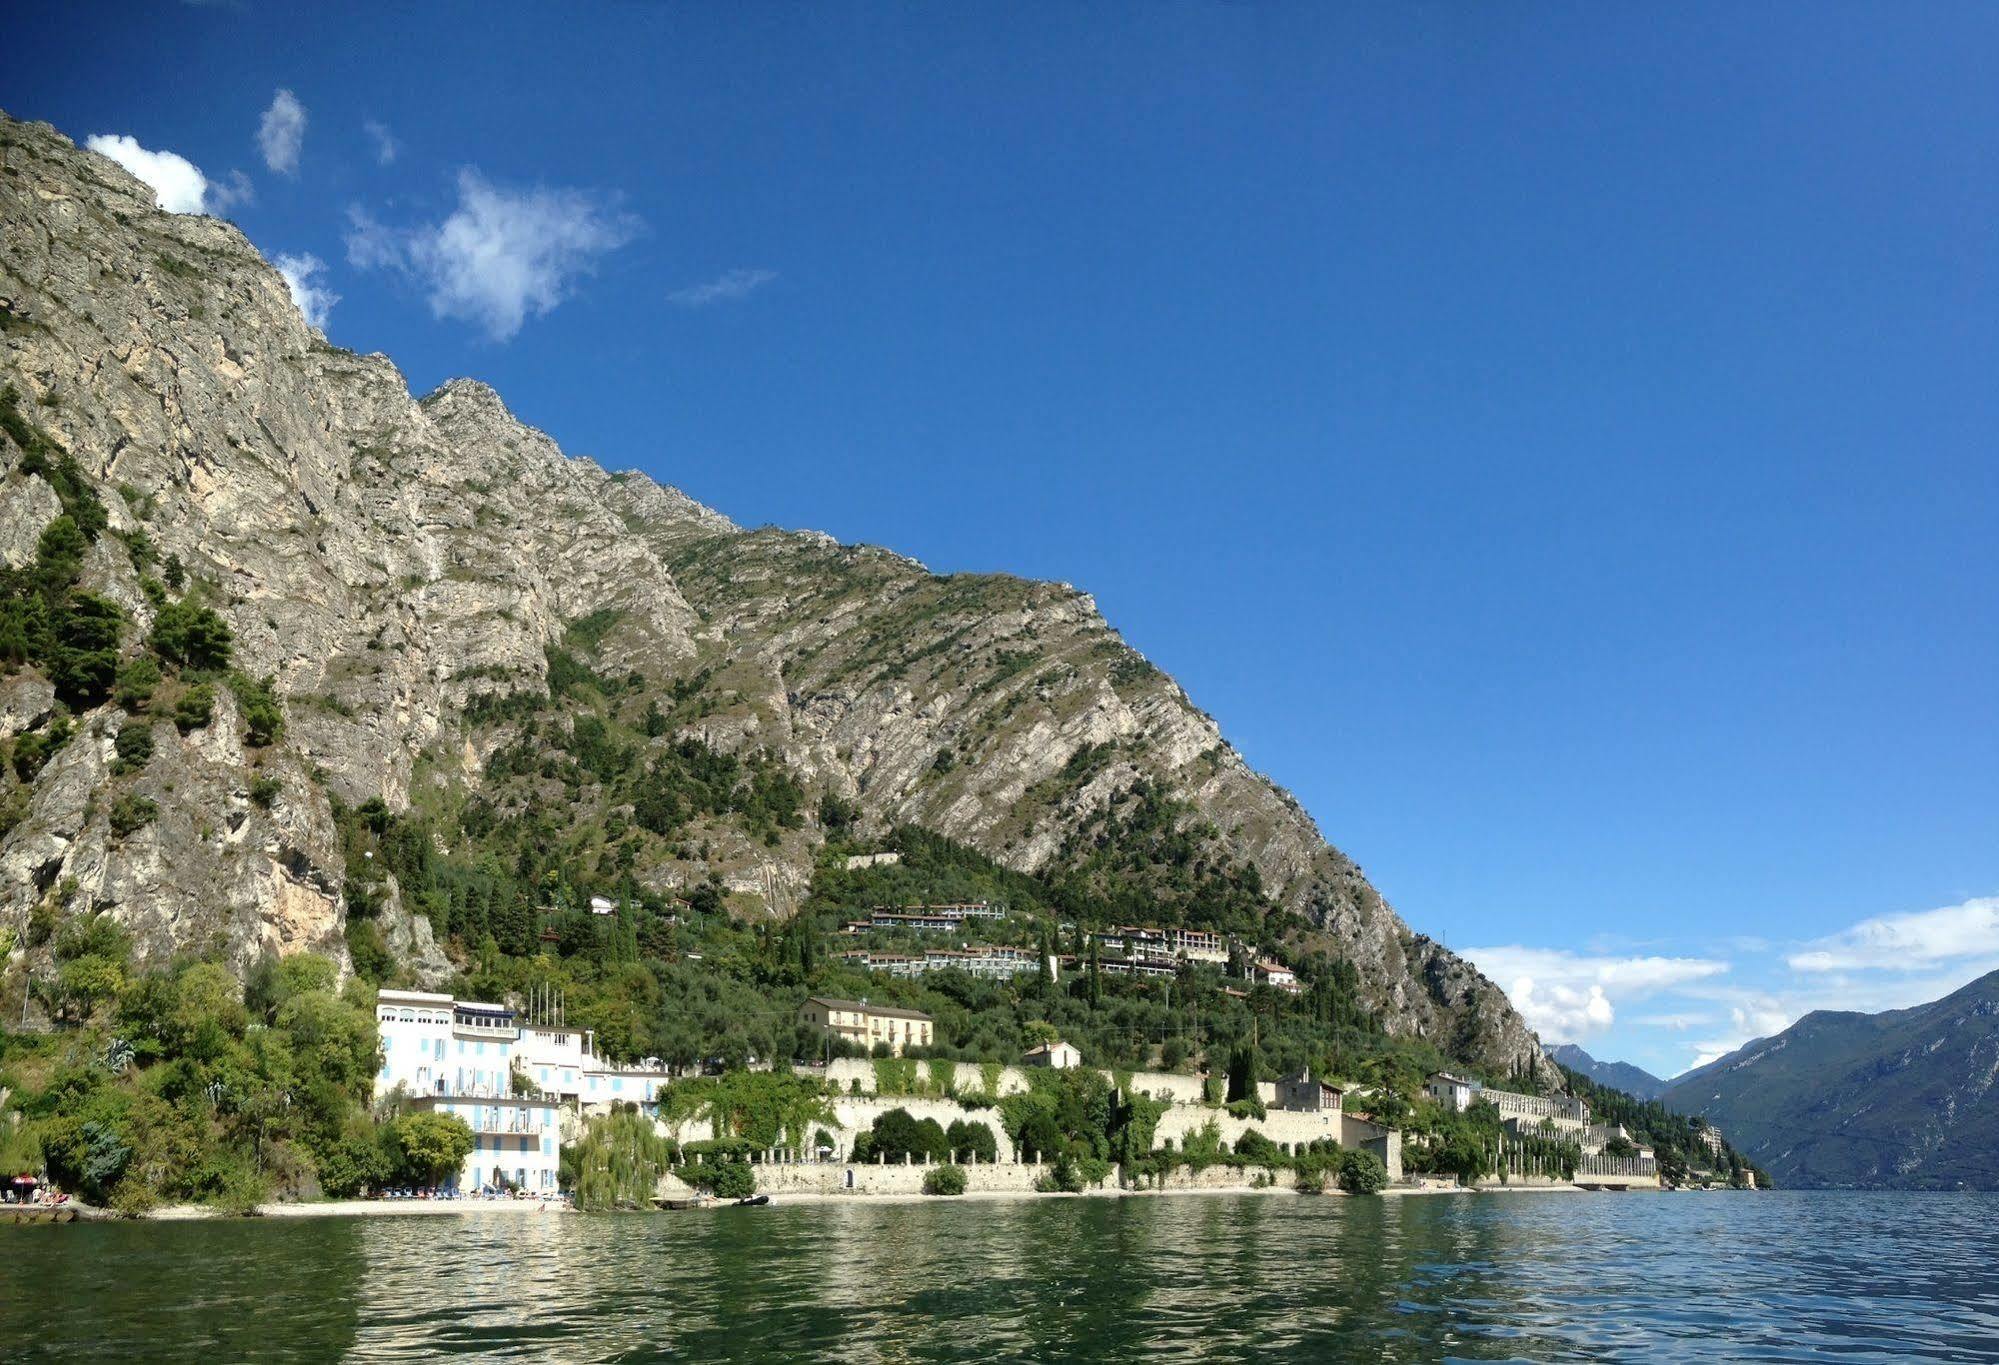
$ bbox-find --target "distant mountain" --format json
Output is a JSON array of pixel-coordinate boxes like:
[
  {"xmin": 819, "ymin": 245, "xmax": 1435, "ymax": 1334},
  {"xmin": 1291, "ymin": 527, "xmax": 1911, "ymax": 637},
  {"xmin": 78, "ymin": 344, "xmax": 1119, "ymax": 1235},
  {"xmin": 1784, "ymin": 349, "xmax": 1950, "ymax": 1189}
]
[
  {"xmin": 1549, "ymin": 1044, "xmax": 1667, "ymax": 1100},
  {"xmin": 1660, "ymin": 970, "xmax": 1999, "ymax": 1190}
]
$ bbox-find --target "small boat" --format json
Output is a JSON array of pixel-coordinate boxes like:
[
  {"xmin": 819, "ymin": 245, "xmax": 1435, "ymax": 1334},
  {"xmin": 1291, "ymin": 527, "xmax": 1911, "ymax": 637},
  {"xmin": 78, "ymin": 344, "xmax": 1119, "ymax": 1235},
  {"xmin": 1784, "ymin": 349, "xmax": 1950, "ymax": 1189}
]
[
  {"xmin": 658, "ymin": 1196, "xmax": 711, "ymax": 1211},
  {"xmin": 732, "ymin": 1194, "xmax": 770, "ymax": 1207}
]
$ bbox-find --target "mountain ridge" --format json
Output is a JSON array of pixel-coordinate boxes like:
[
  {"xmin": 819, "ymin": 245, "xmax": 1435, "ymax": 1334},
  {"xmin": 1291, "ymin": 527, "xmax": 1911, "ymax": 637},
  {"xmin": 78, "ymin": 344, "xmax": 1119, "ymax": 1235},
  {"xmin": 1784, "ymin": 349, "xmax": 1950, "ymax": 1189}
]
[
  {"xmin": 1660, "ymin": 970, "xmax": 1999, "ymax": 1189},
  {"xmin": 0, "ymin": 110, "xmax": 1549, "ymax": 1080},
  {"xmin": 1548, "ymin": 1043, "xmax": 1666, "ymax": 1100}
]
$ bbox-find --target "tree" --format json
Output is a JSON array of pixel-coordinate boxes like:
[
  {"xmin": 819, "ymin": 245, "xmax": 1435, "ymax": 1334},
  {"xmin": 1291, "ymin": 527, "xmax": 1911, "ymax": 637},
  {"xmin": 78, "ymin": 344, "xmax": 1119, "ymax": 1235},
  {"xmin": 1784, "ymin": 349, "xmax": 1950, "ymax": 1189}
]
[
  {"xmin": 316, "ymin": 1131, "xmax": 390, "ymax": 1198},
  {"xmin": 150, "ymin": 599, "xmax": 233, "ymax": 671},
  {"xmin": 945, "ymin": 1118, "xmax": 998, "ymax": 1164},
  {"xmin": 389, "ymin": 1112, "xmax": 475, "ymax": 1186},
  {"xmin": 33, "ymin": 514, "xmax": 88, "ymax": 590},
  {"xmin": 53, "ymin": 954, "xmax": 125, "ymax": 1023},
  {"xmin": 49, "ymin": 592, "xmax": 123, "ymax": 706},
  {"xmin": 569, "ymin": 1109, "xmax": 677, "ymax": 1211},
  {"xmin": 864, "ymin": 1107, "xmax": 949, "ymax": 1163},
  {"xmin": 1226, "ymin": 1041, "xmax": 1259, "ymax": 1103}
]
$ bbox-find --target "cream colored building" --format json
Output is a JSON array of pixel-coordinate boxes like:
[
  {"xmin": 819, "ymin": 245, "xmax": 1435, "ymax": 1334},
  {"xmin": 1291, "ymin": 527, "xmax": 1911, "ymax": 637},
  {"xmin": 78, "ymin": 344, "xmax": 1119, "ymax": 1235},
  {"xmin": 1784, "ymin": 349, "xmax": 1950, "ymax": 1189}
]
[
  {"xmin": 1425, "ymin": 1071, "xmax": 1588, "ymax": 1130},
  {"xmin": 800, "ymin": 996, "xmax": 934, "ymax": 1055},
  {"xmin": 1023, "ymin": 1040, "xmax": 1083, "ymax": 1069}
]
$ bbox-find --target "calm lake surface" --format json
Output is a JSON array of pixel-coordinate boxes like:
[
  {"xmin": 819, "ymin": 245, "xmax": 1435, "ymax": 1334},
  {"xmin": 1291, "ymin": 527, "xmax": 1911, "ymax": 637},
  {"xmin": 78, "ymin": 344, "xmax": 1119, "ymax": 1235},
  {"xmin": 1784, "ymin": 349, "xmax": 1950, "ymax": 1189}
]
[{"xmin": 2, "ymin": 1190, "xmax": 1995, "ymax": 1361}]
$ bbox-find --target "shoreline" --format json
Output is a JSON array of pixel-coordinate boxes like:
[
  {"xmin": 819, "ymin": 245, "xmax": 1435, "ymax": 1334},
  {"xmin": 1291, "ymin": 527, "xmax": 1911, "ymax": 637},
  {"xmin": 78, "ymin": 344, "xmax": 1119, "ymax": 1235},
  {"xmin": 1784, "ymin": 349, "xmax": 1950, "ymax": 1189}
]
[
  {"xmin": 10, "ymin": 1180, "xmax": 1679, "ymax": 1223},
  {"xmin": 119, "ymin": 1179, "xmax": 1618, "ymax": 1220},
  {"xmin": 146, "ymin": 1198, "xmax": 577, "ymax": 1221}
]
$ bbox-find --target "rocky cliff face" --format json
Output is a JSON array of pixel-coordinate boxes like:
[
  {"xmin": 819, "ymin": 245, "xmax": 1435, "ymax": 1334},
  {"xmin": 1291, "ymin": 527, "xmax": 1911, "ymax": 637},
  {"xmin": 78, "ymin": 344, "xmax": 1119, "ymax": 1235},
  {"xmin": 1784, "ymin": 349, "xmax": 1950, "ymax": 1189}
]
[{"xmin": 0, "ymin": 113, "xmax": 1550, "ymax": 1079}]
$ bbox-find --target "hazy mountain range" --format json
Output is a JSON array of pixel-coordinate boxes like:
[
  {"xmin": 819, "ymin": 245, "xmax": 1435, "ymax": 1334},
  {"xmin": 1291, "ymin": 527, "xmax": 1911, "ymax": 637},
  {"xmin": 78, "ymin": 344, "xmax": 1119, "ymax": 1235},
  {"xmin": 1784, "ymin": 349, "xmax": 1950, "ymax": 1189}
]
[
  {"xmin": 1660, "ymin": 970, "xmax": 1999, "ymax": 1190},
  {"xmin": 1548, "ymin": 1043, "xmax": 1668, "ymax": 1101}
]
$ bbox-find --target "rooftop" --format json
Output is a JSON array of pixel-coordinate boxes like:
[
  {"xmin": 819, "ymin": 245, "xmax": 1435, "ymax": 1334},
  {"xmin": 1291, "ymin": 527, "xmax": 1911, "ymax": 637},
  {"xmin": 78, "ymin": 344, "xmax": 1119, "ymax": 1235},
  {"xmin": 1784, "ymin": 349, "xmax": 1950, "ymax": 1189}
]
[
  {"xmin": 805, "ymin": 996, "xmax": 933, "ymax": 1022},
  {"xmin": 378, "ymin": 989, "xmax": 454, "ymax": 1005}
]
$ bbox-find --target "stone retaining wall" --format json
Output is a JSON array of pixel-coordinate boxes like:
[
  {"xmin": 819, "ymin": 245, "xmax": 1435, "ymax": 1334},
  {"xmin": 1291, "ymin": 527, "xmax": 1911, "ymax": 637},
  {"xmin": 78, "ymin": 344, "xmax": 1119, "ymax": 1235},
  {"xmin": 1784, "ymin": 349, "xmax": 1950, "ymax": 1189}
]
[{"xmin": 817, "ymin": 1058, "xmax": 1209, "ymax": 1106}]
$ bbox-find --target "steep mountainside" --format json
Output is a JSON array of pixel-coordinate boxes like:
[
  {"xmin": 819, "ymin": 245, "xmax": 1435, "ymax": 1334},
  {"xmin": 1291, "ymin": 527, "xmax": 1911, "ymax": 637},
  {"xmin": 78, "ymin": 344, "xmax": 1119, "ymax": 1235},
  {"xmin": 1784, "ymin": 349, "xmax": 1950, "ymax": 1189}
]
[
  {"xmin": 1548, "ymin": 1043, "xmax": 1666, "ymax": 1101},
  {"xmin": 1662, "ymin": 971, "xmax": 1999, "ymax": 1189},
  {"xmin": 0, "ymin": 112, "xmax": 1549, "ymax": 1079}
]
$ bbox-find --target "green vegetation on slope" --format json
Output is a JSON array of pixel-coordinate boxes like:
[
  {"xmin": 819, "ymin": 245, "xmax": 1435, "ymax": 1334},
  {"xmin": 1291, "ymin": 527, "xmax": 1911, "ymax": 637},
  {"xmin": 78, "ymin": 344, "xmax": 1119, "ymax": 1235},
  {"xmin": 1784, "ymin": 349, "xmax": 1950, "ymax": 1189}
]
[
  {"xmin": 0, "ymin": 937, "xmax": 471, "ymax": 1213},
  {"xmin": 1660, "ymin": 971, "xmax": 1999, "ymax": 1189},
  {"xmin": 1563, "ymin": 1064, "xmax": 1767, "ymax": 1188}
]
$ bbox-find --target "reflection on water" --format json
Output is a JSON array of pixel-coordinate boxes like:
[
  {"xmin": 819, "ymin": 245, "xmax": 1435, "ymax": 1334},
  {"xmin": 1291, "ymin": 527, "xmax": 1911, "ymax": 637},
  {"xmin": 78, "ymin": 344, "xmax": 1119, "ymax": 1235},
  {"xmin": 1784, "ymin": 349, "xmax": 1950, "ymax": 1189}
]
[{"xmin": 4, "ymin": 1192, "xmax": 1997, "ymax": 1361}]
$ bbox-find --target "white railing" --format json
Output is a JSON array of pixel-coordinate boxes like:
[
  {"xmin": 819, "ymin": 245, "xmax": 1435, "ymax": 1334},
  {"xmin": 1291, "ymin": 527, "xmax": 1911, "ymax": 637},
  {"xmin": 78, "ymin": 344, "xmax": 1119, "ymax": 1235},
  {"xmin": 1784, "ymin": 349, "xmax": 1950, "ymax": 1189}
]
[{"xmin": 1578, "ymin": 1153, "xmax": 1657, "ymax": 1178}]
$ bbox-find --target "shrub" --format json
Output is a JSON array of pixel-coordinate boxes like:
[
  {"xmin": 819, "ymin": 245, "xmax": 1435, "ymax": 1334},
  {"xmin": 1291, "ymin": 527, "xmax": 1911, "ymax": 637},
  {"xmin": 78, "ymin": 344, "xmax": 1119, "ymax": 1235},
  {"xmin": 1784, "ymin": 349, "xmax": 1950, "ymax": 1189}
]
[
  {"xmin": 231, "ymin": 673, "xmax": 284, "ymax": 747},
  {"xmin": 678, "ymin": 1153, "xmax": 756, "ymax": 1200},
  {"xmin": 1338, "ymin": 1149, "xmax": 1388, "ymax": 1196},
  {"xmin": 173, "ymin": 683, "xmax": 215, "ymax": 733},
  {"xmin": 923, "ymin": 1163, "xmax": 967, "ymax": 1196},
  {"xmin": 112, "ymin": 723, "xmax": 153, "ymax": 774},
  {"xmin": 110, "ymin": 1176, "xmax": 159, "ymax": 1218},
  {"xmin": 344, "ymin": 918, "xmax": 392, "ymax": 982},
  {"xmin": 1235, "ymin": 1129, "xmax": 1281, "ymax": 1166},
  {"xmin": 12, "ymin": 721, "xmax": 70, "ymax": 781},
  {"xmin": 249, "ymin": 775, "xmax": 281, "ymax": 809},
  {"xmin": 1040, "ymin": 1153, "xmax": 1084, "ymax": 1193},
  {"xmin": 114, "ymin": 656, "xmax": 161, "ymax": 711},
  {"xmin": 109, "ymin": 792, "xmax": 158, "ymax": 836}
]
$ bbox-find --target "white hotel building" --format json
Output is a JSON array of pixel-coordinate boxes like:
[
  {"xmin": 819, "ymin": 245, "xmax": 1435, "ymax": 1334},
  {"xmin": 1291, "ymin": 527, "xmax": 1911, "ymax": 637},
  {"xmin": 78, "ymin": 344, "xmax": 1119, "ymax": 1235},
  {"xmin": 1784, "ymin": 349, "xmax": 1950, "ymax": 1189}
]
[
  {"xmin": 1424, "ymin": 1072, "xmax": 1590, "ymax": 1131},
  {"xmin": 374, "ymin": 990, "xmax": 675, "ymax": 1194}
]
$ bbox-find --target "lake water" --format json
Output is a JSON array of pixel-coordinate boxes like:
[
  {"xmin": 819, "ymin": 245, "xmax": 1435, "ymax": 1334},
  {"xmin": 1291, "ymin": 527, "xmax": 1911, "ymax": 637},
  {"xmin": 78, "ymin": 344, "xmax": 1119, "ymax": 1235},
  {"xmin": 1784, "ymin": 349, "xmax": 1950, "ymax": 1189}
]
[{"xmin": 2, "ymin": 1191, "xmax": 1994, "ymax": 1361}]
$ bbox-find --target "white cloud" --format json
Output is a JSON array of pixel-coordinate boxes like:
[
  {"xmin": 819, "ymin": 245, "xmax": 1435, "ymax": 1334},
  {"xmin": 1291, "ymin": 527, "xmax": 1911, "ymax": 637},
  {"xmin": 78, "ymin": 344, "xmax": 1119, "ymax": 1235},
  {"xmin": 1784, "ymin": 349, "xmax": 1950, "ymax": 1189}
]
[
  {"xmin": 669, "ymin": 267, "xmax": 776, "ymax": 307},
  {"xmin": 1515, "ymin": 979, "xmax": 1616, "ymax": 1042},
  {"xmin": 208, "ymin": 168, "xmax": 254, "ymax": 214},
  {"xmin": 363, "ymin": 118, "xmax": 398, "ymax": 167},
  {"xmin": 84, "ymin": 134, "xmax": 212, "ymax": 214},
  {"xmin": 1461, "ymin": 945, "xmax": 1730, "ymax": 1044},
  {"xmin": 1630, "ymin": 1012, "xmax": 1713, "ymax": 1031},
  {"xmin": 1684, "ymin": 999, "xmax": 1796, "ymax": 1070},
  {"xmin": 273, "ymin": 252, "xmax": 338, "ymax": 330},
  {"xmin": 1787, "ymin": 896, "xmax": 1999, "ymax": 973},
  {"xmin": 345, "ymin": 170, "xmax": 640, "ymax": 340},
  {"xmin": 258, "ymin": 88, "xmax": 307, "ymax": 175}
]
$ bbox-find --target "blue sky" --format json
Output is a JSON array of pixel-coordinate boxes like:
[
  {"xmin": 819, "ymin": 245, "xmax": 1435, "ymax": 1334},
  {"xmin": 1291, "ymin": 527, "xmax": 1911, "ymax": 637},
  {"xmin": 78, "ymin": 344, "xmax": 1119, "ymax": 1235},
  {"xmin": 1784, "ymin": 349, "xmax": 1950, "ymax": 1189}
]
[{"xmin": 12, "ymin": 4, "xmax": 1996, "ymax": 1078}]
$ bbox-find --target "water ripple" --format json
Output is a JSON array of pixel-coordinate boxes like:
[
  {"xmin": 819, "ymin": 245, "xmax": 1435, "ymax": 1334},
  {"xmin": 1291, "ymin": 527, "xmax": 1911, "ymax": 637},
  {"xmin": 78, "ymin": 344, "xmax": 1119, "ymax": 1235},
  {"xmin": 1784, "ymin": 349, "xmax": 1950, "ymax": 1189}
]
[{"xmin": 2, "ymin": 1191, "xmax": 1997, "ymax": 1361}]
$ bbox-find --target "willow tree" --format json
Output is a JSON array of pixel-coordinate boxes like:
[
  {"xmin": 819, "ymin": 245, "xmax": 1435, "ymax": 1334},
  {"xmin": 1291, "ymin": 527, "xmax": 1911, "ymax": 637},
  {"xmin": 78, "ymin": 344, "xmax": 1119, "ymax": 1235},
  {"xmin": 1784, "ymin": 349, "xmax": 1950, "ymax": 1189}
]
[{"xmin": 569, "ymin": 1110, "xmax": 677, "ymax": 1212}]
